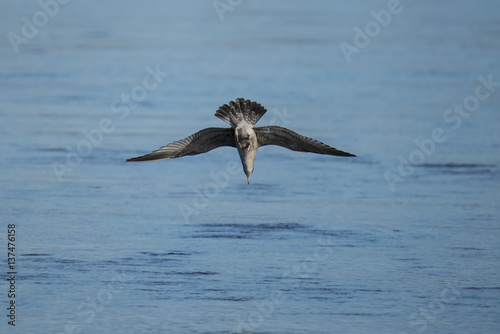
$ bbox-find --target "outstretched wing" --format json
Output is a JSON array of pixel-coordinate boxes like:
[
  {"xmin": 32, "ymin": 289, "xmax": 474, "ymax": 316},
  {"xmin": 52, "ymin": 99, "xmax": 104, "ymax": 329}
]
[
  {"xmin": 255, "ymin": 126, "xmax": 356, "ymax": 157},
  {"xmin": 127, "ymin": 127, "xmax": 235, "ymax": 162}
]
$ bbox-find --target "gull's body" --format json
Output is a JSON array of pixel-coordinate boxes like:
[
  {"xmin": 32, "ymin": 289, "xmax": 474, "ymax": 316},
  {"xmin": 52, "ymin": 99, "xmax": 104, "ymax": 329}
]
[{"xmin": 127, "ymin": 98, "xmax": 356, "ymax": 183}]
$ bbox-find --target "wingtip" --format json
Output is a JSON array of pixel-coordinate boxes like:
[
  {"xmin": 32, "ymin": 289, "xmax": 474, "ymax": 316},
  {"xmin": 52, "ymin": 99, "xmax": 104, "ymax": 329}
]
[
  {"xmin": 126, "ymin": 156, "xmax": 151, "ymax": 162},
  {"xmin": 339, "ymin": 150, "xmax": 356, "ymax": 157}
]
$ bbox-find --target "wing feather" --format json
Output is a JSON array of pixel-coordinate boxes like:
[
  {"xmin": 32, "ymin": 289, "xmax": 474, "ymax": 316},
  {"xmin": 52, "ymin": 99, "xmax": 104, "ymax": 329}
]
[
  {"xmin": 255, "ymin": 126, "xmax": 356, "ymax": 157},
  {"xmin": 127, "ymin": 127, "xmax": 235, "ymax": 162}
]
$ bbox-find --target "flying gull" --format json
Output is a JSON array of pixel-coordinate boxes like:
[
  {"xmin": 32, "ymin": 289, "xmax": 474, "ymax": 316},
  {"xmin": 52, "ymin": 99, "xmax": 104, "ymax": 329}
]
[{"xmin": 127, "ymin": 98, "xmax": 356, "ymax": 183}]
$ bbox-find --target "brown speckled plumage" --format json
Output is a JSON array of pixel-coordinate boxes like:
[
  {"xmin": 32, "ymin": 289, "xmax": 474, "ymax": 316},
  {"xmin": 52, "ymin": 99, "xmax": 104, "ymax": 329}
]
[{"xmin": 127, "ymin": 98, "xmax": 356, "ymax": 183}]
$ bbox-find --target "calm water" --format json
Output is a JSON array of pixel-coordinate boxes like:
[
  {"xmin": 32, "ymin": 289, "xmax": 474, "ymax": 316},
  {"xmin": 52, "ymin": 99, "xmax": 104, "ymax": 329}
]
[{"xmin": 1, "ymin": 1, "xmax": 500, "ymax": 333}]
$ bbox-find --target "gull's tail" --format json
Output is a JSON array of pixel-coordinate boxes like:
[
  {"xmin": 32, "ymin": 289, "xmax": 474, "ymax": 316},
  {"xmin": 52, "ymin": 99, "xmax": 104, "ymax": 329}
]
[{"xmin": 215, "ymin": 98, "xmax": 267, "ymax": 127}]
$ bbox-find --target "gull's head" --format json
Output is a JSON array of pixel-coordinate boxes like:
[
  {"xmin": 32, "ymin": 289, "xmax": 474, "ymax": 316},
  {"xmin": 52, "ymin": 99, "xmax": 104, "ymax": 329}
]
[{"xmin": 236, "ymin": 126, "xmax": 255, "ymax": 153}]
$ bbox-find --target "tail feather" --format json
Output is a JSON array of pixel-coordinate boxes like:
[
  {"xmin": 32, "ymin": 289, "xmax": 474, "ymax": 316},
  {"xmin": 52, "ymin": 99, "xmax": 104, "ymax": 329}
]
[{"xmin": 215, "ymin": 98, "xmax": 267, "ymax": 127}]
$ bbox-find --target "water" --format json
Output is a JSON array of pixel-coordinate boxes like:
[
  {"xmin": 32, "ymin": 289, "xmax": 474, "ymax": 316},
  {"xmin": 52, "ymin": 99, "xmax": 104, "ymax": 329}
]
[{"xmin": 1, "ymin": 1, "xmax": 500, "ymax": 333}]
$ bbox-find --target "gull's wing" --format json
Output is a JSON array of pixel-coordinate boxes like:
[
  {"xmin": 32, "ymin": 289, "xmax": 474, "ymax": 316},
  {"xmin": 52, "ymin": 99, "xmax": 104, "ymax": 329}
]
[
  {"xmin": 127, "ymin": 127, "xmax": 235, "ymax": 162},
  {"xmin": 255, "ymin": 126, "xmax": 356, "ymax": 157}
]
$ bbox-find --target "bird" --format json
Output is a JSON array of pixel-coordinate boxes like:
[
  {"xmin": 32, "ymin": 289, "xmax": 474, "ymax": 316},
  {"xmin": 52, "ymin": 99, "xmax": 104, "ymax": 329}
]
[{"xmin": 126, "ymin": 98, "xmax": 356, "ymax": 183}]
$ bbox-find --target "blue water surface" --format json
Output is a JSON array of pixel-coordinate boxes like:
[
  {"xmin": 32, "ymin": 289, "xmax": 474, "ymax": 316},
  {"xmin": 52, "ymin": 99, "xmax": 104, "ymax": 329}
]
[{"xmin": 1, "ymin": 1, "xmax": 499, "ymax": 333}]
